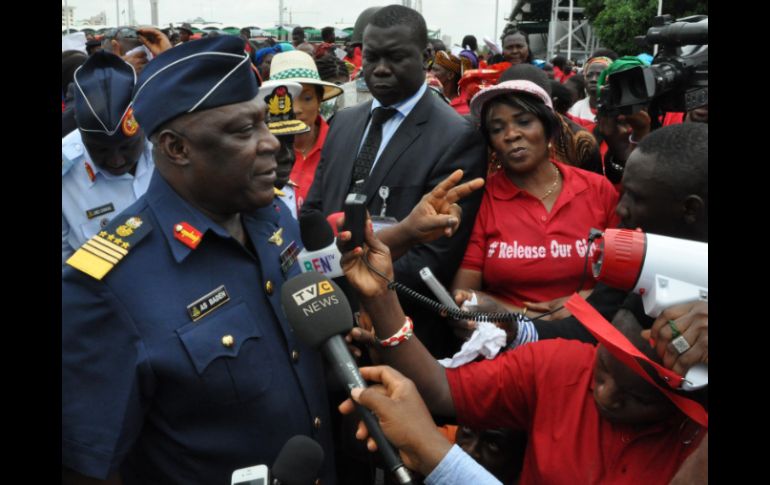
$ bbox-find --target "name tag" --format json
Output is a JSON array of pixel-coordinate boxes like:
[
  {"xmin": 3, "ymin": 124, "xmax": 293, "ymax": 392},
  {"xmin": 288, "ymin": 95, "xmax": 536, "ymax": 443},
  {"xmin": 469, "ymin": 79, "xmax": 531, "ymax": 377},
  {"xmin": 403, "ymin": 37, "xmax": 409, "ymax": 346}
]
[
  {"xmin": 86, "ymin": 203, "xmax": 115, "ymax": 220},
  {"xmin": 187, "ymin": 285, "xmax": 230, "ymax": 322}
]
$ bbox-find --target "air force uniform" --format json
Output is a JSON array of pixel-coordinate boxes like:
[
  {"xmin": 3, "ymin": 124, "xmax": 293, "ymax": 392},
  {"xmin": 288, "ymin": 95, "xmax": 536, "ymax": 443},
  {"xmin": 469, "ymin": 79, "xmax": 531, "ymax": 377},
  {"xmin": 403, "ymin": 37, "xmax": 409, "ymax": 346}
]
[
  {"xmin": 61, "ymin": 51, "xmax": 154, "ymax": 264},
  {"xmin": 62, "ymin": 130, "xmax": 153, "ymax": 264},
  {"xmin": 62, "ymin": 37, "xmax": 334, "ymax": 484}
]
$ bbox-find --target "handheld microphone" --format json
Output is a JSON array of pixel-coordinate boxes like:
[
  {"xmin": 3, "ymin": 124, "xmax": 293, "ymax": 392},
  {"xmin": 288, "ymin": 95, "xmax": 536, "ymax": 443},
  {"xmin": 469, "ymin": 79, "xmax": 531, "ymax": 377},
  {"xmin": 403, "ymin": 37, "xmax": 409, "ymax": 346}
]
[
  {"xmin": 298, "ymin": 211, "xmax": 344, "ymax": 278},
  {"xmin": 272, "ymin": 435, "xmax": 325, "ymax": 485},
  {"xmin": 281, "ymin": 272, "xmax": 414, "ymax": 485}
]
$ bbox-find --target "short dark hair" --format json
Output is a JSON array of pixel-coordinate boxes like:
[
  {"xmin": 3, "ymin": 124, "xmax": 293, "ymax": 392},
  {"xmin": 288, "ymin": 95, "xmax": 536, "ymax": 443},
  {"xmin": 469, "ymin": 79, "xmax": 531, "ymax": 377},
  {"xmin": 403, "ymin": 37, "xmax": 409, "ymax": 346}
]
[
  {"xmin": 499, "ymin": 63, "xmax": 551, "ymax": 95},
  {"xmin": 321, "ymin": 26, "xmax": 335, "ymax": 43},
  {"xmin": 549, "ymin": 80, "xmax": 573, "ymax": 114},
  {"xmin": 292, "ymin": 26, "xmax": 305, "ymax": 37},
  {"xmin": 316, "ymin": 54, "xmax": 349, "ymax": 83},
  {"xmin": 461, "ymin": 35, "xmax": 478, "ymax": 51},
  {"xmin": 564, "ymin": 73, "xmax": 585, "ymax": 99},
  {"xmin": 370, "ymin": 5, "xmax": 427, "ymax": 49},
  {"xmin": 551, "ymin": 55, "xmax": 568, "ymax": 70},
  {"xmin": 479, "ymin": 93, "xmax": 560, "ymax": 143},
  {"xmin": 500, "ymin": 28, "xmax": 534, "ymax": 63},
  {"xmin": 637, "ymin": 123, "xmax": 708, "ymax": 201},
  {"xmin": 429, "ymin": 38, "xmax": 446, "ymax": 52}
]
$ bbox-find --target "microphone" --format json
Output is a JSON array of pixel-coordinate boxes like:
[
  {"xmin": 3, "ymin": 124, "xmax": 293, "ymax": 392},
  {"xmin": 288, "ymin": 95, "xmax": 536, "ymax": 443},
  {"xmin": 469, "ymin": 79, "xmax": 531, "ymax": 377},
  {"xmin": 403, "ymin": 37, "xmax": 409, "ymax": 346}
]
[
  {"xmin": 281, "ymin": 272, "xmax": 414, "ymax": 485},
  {"xmin": 272, "ymin": 435, "xmax": 325, "ymax": 485},
  {"xmin": 298, "ymin": 211, "xmax": 343, "ymax": 279}
]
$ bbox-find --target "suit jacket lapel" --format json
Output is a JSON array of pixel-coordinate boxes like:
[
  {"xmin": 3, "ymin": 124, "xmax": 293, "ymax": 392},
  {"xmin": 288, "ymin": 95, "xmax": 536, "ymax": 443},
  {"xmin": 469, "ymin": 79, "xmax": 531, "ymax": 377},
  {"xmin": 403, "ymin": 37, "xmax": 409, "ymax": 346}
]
[{"xmin": 363, "ymin": 90, "xmax": 432, "ymax": 202}]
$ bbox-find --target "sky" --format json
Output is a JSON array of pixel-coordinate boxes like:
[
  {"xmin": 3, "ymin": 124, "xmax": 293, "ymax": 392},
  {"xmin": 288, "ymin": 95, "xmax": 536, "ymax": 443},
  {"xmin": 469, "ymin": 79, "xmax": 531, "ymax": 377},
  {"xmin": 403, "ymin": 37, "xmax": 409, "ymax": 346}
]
[{"xmin": 63, "ymin": 0, "xmax": 518, "ymax": 48}]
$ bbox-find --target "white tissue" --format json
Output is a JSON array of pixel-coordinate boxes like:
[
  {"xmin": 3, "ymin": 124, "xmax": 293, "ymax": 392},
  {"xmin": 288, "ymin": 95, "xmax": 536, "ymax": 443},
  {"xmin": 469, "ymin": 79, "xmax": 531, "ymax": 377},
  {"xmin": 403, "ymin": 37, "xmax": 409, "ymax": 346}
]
[{"xmin": 438, "ymin": 319, "xmax": 507, "ymax": 368}]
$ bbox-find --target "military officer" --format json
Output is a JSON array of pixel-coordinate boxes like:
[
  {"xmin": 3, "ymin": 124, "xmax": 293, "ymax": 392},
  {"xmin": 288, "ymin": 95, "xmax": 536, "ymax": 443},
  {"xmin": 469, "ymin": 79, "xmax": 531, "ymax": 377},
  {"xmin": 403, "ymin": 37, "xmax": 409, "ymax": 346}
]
[
  {"xmin": 62, "ymin": 51, "xmax": 154, "ymax": 264},
  {"xmin": 62, "ymin": 36, "xmax": 334, "ymax": 484}
]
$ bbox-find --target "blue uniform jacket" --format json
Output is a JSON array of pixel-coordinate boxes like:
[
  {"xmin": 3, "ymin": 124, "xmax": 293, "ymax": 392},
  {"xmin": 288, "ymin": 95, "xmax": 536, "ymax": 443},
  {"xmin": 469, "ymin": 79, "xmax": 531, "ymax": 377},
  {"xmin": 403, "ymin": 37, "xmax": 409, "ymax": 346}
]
[{"xmin": 62, "ymin": 172, "xmax": 335, "ymax": 484}]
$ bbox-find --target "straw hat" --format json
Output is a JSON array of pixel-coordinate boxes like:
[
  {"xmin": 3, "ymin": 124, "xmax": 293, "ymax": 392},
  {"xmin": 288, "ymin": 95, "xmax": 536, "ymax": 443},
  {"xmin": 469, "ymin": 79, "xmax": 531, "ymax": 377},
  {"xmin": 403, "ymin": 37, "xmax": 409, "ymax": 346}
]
[{"xmin": 268, "ymin": 51, "xmax": 343, "ymax": 101}]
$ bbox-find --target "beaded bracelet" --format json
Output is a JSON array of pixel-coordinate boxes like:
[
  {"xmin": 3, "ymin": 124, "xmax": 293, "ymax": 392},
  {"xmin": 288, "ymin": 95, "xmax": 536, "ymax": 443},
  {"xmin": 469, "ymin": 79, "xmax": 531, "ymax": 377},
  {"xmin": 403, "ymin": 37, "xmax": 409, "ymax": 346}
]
[{"xmin": 375, "ymin": 316, "xmax": 414, "ymax": 348}]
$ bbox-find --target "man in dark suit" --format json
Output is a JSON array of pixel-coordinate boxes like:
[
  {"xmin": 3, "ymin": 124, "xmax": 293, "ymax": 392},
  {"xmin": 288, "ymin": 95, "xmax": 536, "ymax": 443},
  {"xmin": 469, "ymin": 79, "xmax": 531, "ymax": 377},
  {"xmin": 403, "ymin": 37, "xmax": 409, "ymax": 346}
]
[{"xmin": 302, "ymin": 4, "xmax": 487, "ymax": 358}]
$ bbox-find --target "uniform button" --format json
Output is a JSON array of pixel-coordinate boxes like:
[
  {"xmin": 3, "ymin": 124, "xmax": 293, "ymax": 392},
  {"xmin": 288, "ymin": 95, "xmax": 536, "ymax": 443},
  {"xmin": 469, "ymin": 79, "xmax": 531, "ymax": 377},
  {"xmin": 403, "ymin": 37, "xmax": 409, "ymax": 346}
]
[
  {"xmin": 291, "ymin": 350, "xmax": 300, "ymax": 363},
  {"xmin": 313, "ymin": 416, "xmax": 322, "ymax": 429},
  {"xmin": 540, "ymin": 215, "xmax": 547, "ymax": 222},
  {"xmin": 221, "ymin": 335, "xmax": 235, "ymax": 348},
  {"xmin": 265, "ymin": 280, "xmax": 274, "ymax": 295},
  {"xmin": 100, "ymin": 217, "xmax": 110, "ymax": 228}
]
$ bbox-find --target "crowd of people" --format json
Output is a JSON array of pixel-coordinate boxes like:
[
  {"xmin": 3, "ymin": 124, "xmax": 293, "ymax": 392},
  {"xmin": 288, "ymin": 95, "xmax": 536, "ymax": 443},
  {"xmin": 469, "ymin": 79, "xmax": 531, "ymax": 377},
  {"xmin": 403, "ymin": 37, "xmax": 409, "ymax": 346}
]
[{"xmin": 62, "ymin": 5, "xmax": 708, "ymax": 484}]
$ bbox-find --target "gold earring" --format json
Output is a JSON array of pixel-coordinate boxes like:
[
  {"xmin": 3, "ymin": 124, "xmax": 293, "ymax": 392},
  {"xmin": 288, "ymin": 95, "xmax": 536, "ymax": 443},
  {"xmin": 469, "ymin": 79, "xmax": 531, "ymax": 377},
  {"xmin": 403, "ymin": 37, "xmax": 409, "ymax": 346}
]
[{"xmin": 490, "ymin": 151, "xmax": 501, "ymax": 169}]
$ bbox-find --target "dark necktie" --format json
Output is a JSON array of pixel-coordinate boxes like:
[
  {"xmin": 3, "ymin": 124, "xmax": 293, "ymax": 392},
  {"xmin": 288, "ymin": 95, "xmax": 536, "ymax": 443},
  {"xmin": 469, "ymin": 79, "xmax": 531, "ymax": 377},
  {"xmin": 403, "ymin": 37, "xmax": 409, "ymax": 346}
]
[{"xmin": 349, "ymin": 107, "xmax": 398, "ymax": 193}]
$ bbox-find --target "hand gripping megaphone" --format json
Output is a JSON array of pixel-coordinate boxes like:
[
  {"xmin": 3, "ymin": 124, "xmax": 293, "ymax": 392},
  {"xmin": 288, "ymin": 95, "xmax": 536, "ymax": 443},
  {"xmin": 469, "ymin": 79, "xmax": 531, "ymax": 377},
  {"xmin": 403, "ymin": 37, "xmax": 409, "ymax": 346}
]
[{"xmin": 592, "ymin": 228, "xmax": 708, "ymax": 390}]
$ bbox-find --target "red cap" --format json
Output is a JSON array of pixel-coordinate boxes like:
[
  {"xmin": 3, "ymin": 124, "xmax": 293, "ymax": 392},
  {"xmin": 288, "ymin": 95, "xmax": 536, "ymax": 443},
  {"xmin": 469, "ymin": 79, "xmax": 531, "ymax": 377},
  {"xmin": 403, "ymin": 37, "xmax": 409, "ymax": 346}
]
[{"xmin": 592, "ymin": 228, "xmax": 646, "ymax": 291}]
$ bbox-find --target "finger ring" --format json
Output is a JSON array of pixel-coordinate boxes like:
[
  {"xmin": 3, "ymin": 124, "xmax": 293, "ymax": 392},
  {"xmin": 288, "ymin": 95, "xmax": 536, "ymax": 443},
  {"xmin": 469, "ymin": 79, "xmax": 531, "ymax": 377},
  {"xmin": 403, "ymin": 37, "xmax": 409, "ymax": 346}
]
[
  {"xmin": 671, "ymin": 335, "xmax": 691, "ymax": 355},
  {"xmin": 668, "ymin": 319, "xmax": 681, "ymax": 339}
]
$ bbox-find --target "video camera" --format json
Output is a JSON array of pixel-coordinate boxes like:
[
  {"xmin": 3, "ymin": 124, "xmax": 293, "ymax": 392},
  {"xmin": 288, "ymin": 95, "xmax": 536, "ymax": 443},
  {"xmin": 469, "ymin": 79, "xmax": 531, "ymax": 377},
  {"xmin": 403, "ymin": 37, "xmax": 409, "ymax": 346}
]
[{"xmin": 597, "ymin": 15, "xmax": 708, "ymax": 117}]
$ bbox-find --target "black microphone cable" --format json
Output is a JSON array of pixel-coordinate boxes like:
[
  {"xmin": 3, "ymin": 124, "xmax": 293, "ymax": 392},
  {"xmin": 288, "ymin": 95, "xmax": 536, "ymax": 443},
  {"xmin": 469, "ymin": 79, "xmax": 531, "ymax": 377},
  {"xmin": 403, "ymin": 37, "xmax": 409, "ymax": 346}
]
[{"xmin": 359, "ymin": 229, "xmax": 604, "ymax": 323}]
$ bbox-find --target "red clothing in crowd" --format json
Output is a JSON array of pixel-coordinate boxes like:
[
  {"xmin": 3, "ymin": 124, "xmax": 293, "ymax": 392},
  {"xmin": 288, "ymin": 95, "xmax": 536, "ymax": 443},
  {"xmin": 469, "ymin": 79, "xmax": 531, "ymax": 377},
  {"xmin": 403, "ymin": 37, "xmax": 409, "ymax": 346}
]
[
  {"xmin": 460, "ymin": 161, "xmax": 619, "ymax": 306},
  {"xmin": 344, "ymin": 46, "xmax": 363, "ymax": 78},
  {"xmin": 450, "ymin": 94, "xmax": 470, "ymax": 115},
  {"xmin": 662, "ymin": 111, "xmax": 685, "ymax": 126},
  {"xmin": 447, "ymin": 340, "xmax": 704, "ymax": 484},
  {"xmin": 553, "ymin": 66, "xmax": 575, "ymax": 84},
  {"xmin": 290, "ymin": 115, "xmax": 329, "ymax": 211},
  {"xmin": 315, "ymin": 42, "xmax": 335, "ymax": 59}
]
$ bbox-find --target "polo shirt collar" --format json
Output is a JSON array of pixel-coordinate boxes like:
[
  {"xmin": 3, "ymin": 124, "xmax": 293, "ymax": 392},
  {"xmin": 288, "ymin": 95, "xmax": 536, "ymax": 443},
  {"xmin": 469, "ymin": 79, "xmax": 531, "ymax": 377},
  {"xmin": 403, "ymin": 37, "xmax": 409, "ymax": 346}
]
[{"xmin": 489, "ymin": 160, "xmax": 589, "ymax": 205}]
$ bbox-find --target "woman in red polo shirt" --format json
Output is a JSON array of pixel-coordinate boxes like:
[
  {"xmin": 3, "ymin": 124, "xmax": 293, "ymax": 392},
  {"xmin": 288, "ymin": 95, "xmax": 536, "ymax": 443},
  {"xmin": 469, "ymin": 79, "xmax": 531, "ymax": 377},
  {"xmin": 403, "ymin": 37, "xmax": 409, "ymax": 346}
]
[{"xmin": 452, "ymin": 80, "xmax": 619, "ymax": 318}]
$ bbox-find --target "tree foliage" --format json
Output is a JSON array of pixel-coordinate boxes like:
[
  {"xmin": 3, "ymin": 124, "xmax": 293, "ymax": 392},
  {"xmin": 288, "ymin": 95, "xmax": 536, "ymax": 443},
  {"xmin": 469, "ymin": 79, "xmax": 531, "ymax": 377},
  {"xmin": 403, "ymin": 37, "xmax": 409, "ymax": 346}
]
[{"xmin": 578, "ymin": 0, "xmax": 708, "ymax": 55}]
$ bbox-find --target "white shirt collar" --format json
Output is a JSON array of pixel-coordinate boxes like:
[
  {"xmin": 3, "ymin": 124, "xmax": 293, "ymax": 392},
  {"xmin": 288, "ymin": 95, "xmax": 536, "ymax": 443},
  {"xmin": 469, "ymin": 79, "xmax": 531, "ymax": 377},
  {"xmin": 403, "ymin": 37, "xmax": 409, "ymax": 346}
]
[{"xmin": 370, "ymin": 82, "xmax": 427, "ymax": 118}]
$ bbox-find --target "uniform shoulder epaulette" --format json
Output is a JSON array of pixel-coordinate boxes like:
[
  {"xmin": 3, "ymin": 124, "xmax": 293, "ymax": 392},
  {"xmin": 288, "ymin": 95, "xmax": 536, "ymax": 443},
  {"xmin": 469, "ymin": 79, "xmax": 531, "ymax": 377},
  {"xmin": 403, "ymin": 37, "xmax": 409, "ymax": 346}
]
[{"xmin": 66, "ymin": 212, "xmax": 153, "ymax": 280}]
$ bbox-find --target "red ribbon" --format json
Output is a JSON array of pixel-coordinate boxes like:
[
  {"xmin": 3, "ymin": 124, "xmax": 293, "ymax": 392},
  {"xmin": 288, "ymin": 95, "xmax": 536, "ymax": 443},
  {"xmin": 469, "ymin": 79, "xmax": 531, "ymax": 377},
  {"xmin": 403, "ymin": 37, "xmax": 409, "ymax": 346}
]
[{"xmin": 564, "ymin": 293, "xmax": 708, "ymax": 428}]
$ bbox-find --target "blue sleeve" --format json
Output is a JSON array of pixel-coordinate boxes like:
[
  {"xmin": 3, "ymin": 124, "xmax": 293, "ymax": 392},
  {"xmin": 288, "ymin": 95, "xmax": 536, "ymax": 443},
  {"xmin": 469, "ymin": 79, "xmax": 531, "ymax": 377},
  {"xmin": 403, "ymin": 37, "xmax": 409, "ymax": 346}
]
[
  {"xmin": 424, "ymin": 444, "xmax": 502, "ymax": 485},
  {"xmin": 61, "ymin": 268, "xmax": 155, "ymax": 479}
]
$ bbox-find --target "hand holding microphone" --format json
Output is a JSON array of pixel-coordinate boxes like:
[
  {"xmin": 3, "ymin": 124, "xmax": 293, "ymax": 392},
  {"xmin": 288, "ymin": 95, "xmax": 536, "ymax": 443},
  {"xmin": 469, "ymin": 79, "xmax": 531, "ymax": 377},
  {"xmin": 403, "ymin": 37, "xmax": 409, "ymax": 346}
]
[
  {"xmin": 338, "ymin": 365, "xmax": 454, "ymax": 478},
  {"xmin": 281, "ymin": 273, "xmax": 413, "ymax": 485}
]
